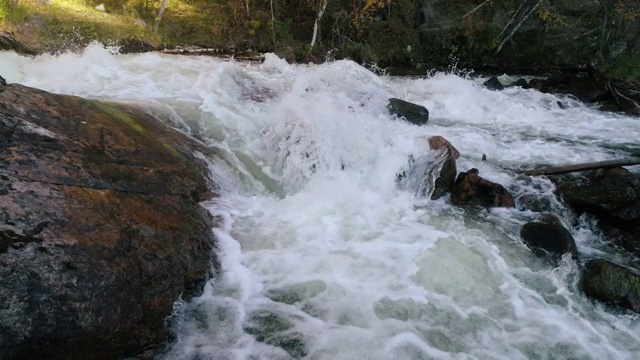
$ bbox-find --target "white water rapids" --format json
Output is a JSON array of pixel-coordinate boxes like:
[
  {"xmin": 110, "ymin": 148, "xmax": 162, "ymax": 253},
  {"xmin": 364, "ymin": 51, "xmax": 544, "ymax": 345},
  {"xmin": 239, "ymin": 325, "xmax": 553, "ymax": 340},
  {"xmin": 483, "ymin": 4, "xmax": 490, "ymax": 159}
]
[{"xmin": 2, "ymin": 43, "xmax": 640, "ymax": 359}]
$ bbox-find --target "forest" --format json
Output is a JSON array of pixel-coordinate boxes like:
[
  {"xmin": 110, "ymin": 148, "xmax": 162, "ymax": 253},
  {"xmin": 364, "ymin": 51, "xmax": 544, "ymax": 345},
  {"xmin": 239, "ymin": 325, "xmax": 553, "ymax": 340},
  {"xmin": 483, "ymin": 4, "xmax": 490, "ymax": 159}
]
[{"xmin": 2, "ymin": 0, "xmax": 640, "ymax": 80}]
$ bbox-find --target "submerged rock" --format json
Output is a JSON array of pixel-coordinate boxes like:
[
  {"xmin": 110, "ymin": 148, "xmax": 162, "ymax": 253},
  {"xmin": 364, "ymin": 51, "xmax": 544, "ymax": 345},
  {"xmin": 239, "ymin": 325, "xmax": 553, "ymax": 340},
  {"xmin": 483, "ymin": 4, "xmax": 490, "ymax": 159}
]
[
  {"xmin": 451, "ymin": 169, "xmax": 514, "ymax": 207},
  {"xmin": 387, "ymin": 98, "xmax": 429, "ymax": 125},
  {"xmin": 520, "ymin": 222, "xmax": 577, "ymax": 257},
  {"xmin": 582, "ymin": 259, "xmax": 640, "ymax": 314},
  {"xmin": 0, "ymin": 81, "xmax": 217, "ymax": 359}
]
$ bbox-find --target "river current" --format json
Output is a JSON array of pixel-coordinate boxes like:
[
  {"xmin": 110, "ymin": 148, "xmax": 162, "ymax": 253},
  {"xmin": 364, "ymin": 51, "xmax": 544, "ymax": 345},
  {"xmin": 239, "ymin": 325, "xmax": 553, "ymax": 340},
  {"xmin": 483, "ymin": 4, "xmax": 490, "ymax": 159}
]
[{"xmin": 2, "ymin": 43, "xmax": 640, "ymax": 359}]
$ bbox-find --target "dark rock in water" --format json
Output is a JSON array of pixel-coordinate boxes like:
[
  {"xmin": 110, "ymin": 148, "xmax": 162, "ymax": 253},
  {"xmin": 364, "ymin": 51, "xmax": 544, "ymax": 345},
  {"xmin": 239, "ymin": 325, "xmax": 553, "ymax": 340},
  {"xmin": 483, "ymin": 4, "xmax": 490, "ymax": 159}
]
[
  {"xmin": 527, "ymin": 73, "xmax": 640, "ymax": 116},
  {"xmin": 275, "ymin": 47, "xmax": 296, "ymax": 64},
  {"xmin": 0, "ymin": 83, "xmax": 217, "ymax": 359},
  {"xmin": 562, "ymin": 168, "xmax": 640, "ymax": 216},
  {"xmin": 387, "ymin": 98, "xmax": 429, "ymax": 125},
  {"xmin": 561, "ymin": 167, "xmax": 640, "ymax": 256},
  {"xmin": 451, "ymin": 169, "xmax": 514, "ymax": 207},
  {"xmin": 483, "ymin": 76, "xmax": 504, "ymax": 91},
  {"xmin": 520, "ymin": 222, "xmax": 577, "ymax": 256},
  {"xmin": 582, "ymin": 259, "xmax": 640, "ymax": 314},
  {"xmin": 507, "ymin": 78, "xmax": 529, "ymax": 88},
  {"xmin": 516, "ymin": 192, "xmax": 552, "ymax": 213}
]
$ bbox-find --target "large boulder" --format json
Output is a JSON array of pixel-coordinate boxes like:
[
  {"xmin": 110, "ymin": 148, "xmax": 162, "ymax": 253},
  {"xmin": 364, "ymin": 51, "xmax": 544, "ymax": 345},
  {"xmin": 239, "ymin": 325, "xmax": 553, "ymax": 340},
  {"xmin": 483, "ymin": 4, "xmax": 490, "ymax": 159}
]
[
  {"xmin": 427, "ymin": 136, "xmax": 458, "ymax": 200},
  {"xmin": 561, "ymin": 167, "xmax": 640, "ymax": 255},
  {"xmin": 395, "ymin": 136, "xmax": 458, "ymax": 200},
  {"xmin": 451, "ymin": 168, "xmax": 514, "ymax": 207},
  {"xmin": 0, "ymin": 80, "xmax": 217, "ymax": 359},
  {"xmin": 582, "ymin": 259, "xmax": 640, "ymax": 314},
  {"xmin": 387, "ymin": 98, "xmax": 429, "ymax": 125},
  {"xmin": 520, "ymin": 221, "xmax": 577, "ymax": 257}
]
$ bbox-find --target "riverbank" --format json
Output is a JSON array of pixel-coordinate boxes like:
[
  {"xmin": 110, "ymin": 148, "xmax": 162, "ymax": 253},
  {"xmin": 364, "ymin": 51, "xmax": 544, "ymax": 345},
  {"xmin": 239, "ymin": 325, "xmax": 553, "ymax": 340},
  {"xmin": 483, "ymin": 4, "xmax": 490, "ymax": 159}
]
[{"xmin": 3, "ymin": 0, "xmax": 640, "ymax": 84}]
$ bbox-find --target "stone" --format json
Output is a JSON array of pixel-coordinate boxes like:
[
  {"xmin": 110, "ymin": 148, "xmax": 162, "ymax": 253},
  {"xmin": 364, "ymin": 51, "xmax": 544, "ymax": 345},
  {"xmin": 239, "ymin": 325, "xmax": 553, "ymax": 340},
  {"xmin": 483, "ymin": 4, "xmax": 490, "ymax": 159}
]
[
  {"xmin": 562, "ymin": 167, "xmax": 640, "ymax": 216},
  {"xmin": 275, "ymin": 47, "xmax": 296, "ymax": 64},
  {"xmin": 516, "ymin": 192, "xmax": 552, "ymax": 212},
  {"xmin": 0, "ymin": 75, "xmax": 6, "ymax": 86},
  {"xmin": 95, "ymin": 4, "xmax": 106, "ymax": 12},
  {"xmin": 483, "ymin": 76, "xmax": 504, "ymax": 90},
  {"xmin": 426, "ymin": 136, "xmax": 458, "ymax": 200},
  {"xmin": 506, "ymin": 78, "xmax": 529, "ymax": 88},
  {"xmin": 0, "ymin": 31, "xmax": 36, "ymax": 55},
  {"xmin": 0, "ymin": 82, "xmax": 217, "ymax": 359},
  {"xmin": 427, "ymin": 135, "xmax": 460, "ymax": 160},
  {"xmin": 387, "ymin": 98, "xmax": 429, "ymax": 125},
  {"xmin": 561, "ymin": 167, "xmax": 640, "ymax": 257},
  {"xmin": 451, "ymin": 169, "xmax": 514, "ymax": 207},
  {"xmin": 520, "ymin": 222, "xmax": 577, "ymax": 256},
  {"xmin": 582, "ymin": 259, "xmax": 640, "ymax": 314}
]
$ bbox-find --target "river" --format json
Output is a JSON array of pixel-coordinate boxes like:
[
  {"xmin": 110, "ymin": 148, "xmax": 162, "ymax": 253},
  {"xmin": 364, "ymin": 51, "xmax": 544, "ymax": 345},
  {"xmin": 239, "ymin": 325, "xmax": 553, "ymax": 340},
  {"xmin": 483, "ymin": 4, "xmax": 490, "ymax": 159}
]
[{"xmin": 2, "ymin": 43, "xmax": 640, "ymax": 359}]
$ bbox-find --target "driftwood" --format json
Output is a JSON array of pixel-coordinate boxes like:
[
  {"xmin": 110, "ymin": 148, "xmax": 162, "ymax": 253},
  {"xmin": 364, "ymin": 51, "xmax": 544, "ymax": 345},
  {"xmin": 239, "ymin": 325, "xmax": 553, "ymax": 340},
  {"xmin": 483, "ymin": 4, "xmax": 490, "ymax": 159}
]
[
  {"xmin": 521, "ymin": 158, "xmax": 640, "ymax": 176},
  {"xmin": 159, "ymin": 48, "xmax": 265, "ymax": 61}
]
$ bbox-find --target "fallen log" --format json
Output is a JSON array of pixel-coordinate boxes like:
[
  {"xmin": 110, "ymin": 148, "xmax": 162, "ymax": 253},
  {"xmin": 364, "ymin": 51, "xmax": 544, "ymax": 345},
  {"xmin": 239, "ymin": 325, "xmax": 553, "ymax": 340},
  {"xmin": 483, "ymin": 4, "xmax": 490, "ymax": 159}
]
[
  {"xmin": 521, "ymin": 158, "xmax": 640, "ymax": 176},
  {"xmin": 159, "ymin": 48, "xmax": 265, "ymax": 61}
]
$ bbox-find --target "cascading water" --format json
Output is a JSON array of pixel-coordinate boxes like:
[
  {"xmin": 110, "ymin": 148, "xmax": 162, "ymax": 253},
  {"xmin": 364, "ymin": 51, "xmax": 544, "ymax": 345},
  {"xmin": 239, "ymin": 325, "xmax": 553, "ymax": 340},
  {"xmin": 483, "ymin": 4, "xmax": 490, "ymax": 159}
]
[{"xmin": 3, "ymin": 43, "xmax": 640, "ymax": 360}]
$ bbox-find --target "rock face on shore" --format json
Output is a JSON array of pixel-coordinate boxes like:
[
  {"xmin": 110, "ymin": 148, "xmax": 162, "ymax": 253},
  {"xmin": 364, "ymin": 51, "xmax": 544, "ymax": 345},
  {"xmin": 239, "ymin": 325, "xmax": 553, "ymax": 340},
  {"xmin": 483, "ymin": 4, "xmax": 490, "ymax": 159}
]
[{"xmin": 0, "ymin": 79, "xmax": 217, "ymax": 359}]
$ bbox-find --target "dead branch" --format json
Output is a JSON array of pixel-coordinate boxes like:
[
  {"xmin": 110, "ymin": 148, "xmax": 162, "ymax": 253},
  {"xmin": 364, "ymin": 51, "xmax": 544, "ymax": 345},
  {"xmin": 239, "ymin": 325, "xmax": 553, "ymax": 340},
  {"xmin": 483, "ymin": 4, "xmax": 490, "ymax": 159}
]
[{"xmin": 521, "ymin": 158, "xmax": 640, "ymax": 176}]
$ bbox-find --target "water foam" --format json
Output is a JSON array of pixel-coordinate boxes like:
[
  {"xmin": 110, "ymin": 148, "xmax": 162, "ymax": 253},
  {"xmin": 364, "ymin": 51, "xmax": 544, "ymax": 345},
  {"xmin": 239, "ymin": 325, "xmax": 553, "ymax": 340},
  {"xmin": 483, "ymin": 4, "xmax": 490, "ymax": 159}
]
[{"xmin": 3, "ymin": 46, "xmax": 640, "ymax": 359}]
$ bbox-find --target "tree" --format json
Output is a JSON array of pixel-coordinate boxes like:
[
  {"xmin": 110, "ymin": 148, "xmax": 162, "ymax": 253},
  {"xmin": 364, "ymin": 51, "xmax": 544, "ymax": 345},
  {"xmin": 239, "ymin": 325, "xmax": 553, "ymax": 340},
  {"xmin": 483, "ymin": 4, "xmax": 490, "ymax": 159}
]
[
  {"xmin": 310, "ymin": 0, "xmax": 329, "ymax": 50},
  {"xmin": 153, "ymin": 0, "xmax": 169, "ymax": 33}
]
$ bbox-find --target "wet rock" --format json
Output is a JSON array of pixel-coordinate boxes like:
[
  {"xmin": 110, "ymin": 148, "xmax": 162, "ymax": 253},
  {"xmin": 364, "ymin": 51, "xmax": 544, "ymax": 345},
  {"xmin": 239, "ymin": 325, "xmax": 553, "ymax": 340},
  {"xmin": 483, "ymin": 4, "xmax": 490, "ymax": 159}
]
[
  {"xmin": 528, "ymin": 73, "xmax": 640, "ymax": 116},
  {"xmin": 0, "ymin": 83, "xmax": 217, "ymax": 359},
  {"xmin": 507, "ymin": 78, "xmax": 529, "ymax": 88},
  {"xmin": 562, "ymin": 168, "xmax": 640, "ymax": 215},
  {"xmin": 520, "ymin": 222, "xmax": 577, "ymax": 257},
  {"xmin": 483, "ymin": 76, "xmax": 504, "ymax": 90},
  {"xmin": 451, "ymin": 169, "xmax": 514, "ymax": 207},
  {"xmin": 275, "ymin": 47, "xmax": 296, "ymax": 64},
  {"xmin": 427, "ymin": 136, "xmax": 458, "ymax": 200},
  {"xmin": 561, "ymin": 167, "xmax": 640, "ymax": 256},
  {"xmin": 516, "ymin": 192, "xmax": 552, "ymax": 212},
  {"xmin": 387, "ymin": 98, "xmax": 429, "ymax": 125},
  {"xmin": 582, "ymin": 259, "xmax": 640, "ymax": 314},
  {"xmin": 427, "ymin": 135, "xmax": 460, "ymax": 160}
]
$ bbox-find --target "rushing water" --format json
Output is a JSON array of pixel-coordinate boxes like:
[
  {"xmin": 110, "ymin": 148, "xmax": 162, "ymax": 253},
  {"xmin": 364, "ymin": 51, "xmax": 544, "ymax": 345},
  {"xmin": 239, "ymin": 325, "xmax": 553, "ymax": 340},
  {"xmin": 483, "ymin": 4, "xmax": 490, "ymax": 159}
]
[{"xmin": 2, "ymin": 43, "xmax": 640, "ymax": 360}]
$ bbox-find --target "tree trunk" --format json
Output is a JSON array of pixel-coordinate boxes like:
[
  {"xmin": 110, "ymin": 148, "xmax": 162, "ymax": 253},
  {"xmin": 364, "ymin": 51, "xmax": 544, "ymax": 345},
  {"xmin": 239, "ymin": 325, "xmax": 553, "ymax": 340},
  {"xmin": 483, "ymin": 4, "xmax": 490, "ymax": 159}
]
[
  {"xmin": 521, "ymin": 158, "xmax": 640, "ymax": 176},
  {"xmin": 495, "ymin": 0, "xmax": 542, "ymax": 54},
  {"xmin": 310, "ymin": 0, "xmax": 329, "ymax": 50},
  {"xmin": 153, "ymin": 0, "xmax": 169, "ymax": 33}
]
